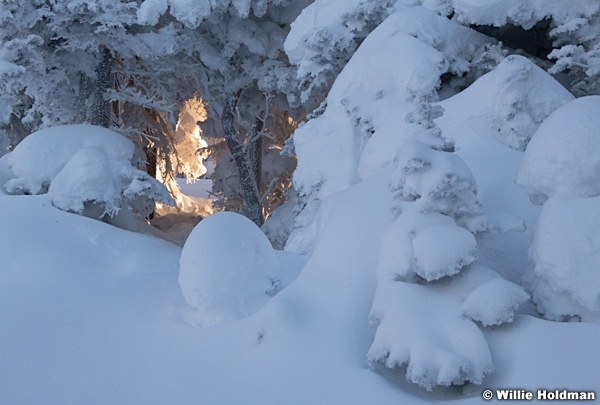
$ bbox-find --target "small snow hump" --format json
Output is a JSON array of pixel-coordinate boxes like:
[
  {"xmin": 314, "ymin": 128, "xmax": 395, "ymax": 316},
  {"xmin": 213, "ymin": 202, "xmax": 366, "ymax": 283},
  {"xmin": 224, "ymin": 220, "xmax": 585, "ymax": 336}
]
[{"xmin": 179, "ymin": 211, "xmax": 281, "ymax": 327}]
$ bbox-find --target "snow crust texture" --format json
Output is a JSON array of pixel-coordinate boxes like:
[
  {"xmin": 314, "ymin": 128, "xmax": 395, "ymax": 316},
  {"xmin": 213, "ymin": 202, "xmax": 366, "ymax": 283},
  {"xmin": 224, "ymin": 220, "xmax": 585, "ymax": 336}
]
[{"xmin": 179, "ymin": 211, "xmax": 281, "ymax": 326}]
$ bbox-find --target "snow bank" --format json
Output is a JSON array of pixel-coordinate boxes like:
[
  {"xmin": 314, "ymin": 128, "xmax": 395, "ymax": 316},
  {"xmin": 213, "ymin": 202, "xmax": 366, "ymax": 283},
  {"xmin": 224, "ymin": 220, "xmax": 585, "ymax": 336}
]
[
  {"xmin": 516, "ymin": 96, "xmax": 600, "ymax": 205},
  {"xmin": 3, "ymin": 124, "xmax": 174, "ymax": 218},
  {"xmin": 179, "ymin": 211, "xmax": 281, "ymax": 326},
  {"xmin": 526, "ymin": 195, "xmax": 600, "ymax": 321}
]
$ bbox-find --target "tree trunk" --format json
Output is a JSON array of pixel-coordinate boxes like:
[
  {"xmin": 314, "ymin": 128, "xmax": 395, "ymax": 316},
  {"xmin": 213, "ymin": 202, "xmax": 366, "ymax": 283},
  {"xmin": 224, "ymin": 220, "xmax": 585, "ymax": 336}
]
[
  {"xmin": 248, "ymin": 117, "xmax": 263, "ymax": 195},
  {"xmin": 75, "ymin": 73, "xmax": 94, "ymax": 123},
  {"xmin": 91, "ymin": 46, "xmax": 114, "ymax": 128},
  {"xmin": 222, "ymin": 93, "xmax": 264, "ymax": 227}
]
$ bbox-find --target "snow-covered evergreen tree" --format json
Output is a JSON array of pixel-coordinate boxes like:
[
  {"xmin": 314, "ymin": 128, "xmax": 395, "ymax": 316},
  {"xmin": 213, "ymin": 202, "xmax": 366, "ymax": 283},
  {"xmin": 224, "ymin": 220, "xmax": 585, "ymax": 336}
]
[
  {"xmin": 368, "ymin": 112, "xmax": 527, "ymax": 390},
  {"xmin": 137, "ymin": 0, "xmax": 312, "ymax": 227}
]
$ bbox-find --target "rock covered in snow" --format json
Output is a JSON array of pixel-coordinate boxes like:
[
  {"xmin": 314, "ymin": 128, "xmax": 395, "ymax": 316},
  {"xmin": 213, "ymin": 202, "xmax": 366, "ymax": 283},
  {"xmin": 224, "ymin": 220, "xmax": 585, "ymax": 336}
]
[
  {"xmin": 179, "ymin": 212, "xmax": 281, "ymax": 326},
  {"xmin": 516, "ymin": 96, "xmax": 600, "ymax": 205}
]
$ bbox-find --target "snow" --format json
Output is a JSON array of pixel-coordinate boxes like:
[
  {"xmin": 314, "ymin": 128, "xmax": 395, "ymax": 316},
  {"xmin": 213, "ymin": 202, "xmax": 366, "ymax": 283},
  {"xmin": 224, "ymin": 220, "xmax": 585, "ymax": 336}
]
[
  {"xmin": 4, "ymin": 124, "xmax": 134, "ymax": 195},
  {"xmin": 462, "ymin": 277, "xmax": 529, "ymax": 326},
  {"xmin": 526, "ymin": 195, "xmax": 600, "ymax": 321},
  {"xmin": 453, "ymin": 0, "xmax": 600, "ymax": 30},
  {"xmin": 1, "ymin": 144, "xmax": 600, "ymax": 403},
  {"xmin": 3, "ymin": 1, "xmax": 600, "ymax": 403},
  {"xmin": 368, "ymin": 276, "xmax": 494, "ymax": 391},
  {"xmin": 3, "ymin": 124, "xmax": 174, "ymax": 219},
  {"xmin": 413, "ymin": 224, "xmax": 477, "ymax": 281},
  {"xmin": 516, "ymin": 96, "xmax": 600, "ymax": 204},
  {"xmin": 288, "ymin": 6, "xmax": 493, "ymax": 253},
  {"xmin": 179, "ymin": 212, "xmax": 281, "ymax": 326}
]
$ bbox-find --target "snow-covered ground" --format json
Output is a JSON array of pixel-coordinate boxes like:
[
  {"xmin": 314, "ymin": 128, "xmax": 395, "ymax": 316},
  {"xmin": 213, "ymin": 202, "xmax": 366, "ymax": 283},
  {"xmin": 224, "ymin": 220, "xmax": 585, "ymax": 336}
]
[
  {"xmin": 2, "ymin": 1, "xmax": 600, "ymax": 403},
  {"xmin": 1, "ymin": 157, "xmax": 599, "ymax": 403}
]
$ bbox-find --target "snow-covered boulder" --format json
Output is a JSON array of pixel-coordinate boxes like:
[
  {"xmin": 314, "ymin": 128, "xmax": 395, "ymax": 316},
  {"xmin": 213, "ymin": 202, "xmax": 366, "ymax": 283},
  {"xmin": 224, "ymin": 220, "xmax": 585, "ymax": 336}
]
[
  {"xmin": 525, "ymin": 195, "xmax": 600, "ymax": 322},
  {"xmin": 3, "ymin": 124, "xmax": 174, "ymax": 218},
  {"xmin": 516, "ymin": 96, "xmax": 600, "ymax": 205},
  {"xmin": 179, "ymin": 212, "xmax": 281, "ymax": 326}
]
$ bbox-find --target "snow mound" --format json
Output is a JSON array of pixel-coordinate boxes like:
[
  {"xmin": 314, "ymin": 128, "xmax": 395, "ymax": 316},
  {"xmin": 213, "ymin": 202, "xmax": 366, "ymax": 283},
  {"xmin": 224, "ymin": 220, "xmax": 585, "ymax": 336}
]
[
  {"xmin": 4, "ymin": 124, "xmax": 133, "ymax": 195},
  {"xmin": 526, "ymin": 195, "xmax": 600, "ymax": 321},
  {"xmin": 3, "ymin": 125, "xmax": 174, "ymax": 218},
  {"xmin": 462, "ymin": 277, "xmax": 529, "ymax": 326},
  {"xmin": 179, "ymin": 212, "xmax": 281, "ymax": 326},
  {"xmin": 516, "ymin": 96, "xmax": 600, "ymax": 205},
  {"xmin": 443, "ymin": 55, "xmax": 574, "ymax": 152},
  {"xmin": 413, "ymin": 224, "xmax": 477, "ymax": 281}
]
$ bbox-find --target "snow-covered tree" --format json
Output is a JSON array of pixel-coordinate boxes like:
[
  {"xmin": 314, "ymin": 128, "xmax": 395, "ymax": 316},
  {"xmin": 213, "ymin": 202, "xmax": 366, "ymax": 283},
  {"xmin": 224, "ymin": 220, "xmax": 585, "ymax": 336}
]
[
  {"xmin": 0, "ymin": 0, "xmax": 209, "ymax": 200},
  {"xmin": 137, "ymin": 0, "xmax": 312, "ymax": 227},
  {"xmin": 0, "ymin": 0, "xmax": 139, "ymax": 132},
  {"xmin": 452, "ymin": 0, "xmax": 600, "ymax": 96},
  {"xmin": 368, "ymin": 121, "xmax": 527, "ymax": 391},
  {"xmin": 285, "ymin": 6, "xmax": 494, "ymax": 253}
]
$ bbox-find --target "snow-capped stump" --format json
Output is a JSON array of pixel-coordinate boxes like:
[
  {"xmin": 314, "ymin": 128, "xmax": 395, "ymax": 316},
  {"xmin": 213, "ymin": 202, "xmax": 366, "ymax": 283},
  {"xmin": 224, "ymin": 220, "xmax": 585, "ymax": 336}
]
[
  {"xmin": 461, "ymin": 277, "xmax": 529, "ymax": 326},
  {"xmin": 3, "ymin": 124, "xmax": 174, "ymax": 218},
  {"xmin": 179, "ymin": 212, "xmax": 281, "ymax": 326},
  {"xmin": 525, "ymin": 195, "xmax": 600, "ymax": 321},
  {"xmin": 413, "ymin": 224, "xmax": 477, "ymax": 281},
  {"xmin": 516, "ymin": 96, "xmax": 600, "ymax": 205}
]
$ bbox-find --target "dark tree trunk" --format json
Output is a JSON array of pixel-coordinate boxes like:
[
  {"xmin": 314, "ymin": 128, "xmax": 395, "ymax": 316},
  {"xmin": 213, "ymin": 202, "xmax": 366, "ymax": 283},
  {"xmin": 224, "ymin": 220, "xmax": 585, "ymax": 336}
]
[
  {"xmin": 248, "ymin": 117, "xmax": 263, "ymax": 195},
  {"xmin": 75, "ymin": 73, "xmax": 94, "ymax": 123},
  {"xmin": 222, "ymin": 93, "xmax": 264, "ymax": 227},
  {"xmin": 91, "ymin": 46, "xmax": 114, "ymax": 128},
  {"xmin": 145, "ymin": 146, "xmax": 158, "ymax": 220}
]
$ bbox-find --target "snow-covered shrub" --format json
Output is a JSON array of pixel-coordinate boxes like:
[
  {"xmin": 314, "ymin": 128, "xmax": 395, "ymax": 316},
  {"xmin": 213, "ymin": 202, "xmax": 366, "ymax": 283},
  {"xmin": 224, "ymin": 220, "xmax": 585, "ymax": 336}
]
[
  {"xmin": 516, "ymin": 96, "xmax": 600, "ymax": 205},
  {"xmin": 179, "ymin": 212, "xmax": 281, "ymax": 326},
  {"xmin": 3, "ymin": 124, "xmax": 174, "ymax": 218},
  {"xmin": 284, "ymin": 0, "xmax": 399, "ymax": 107},
  {"xmin": 524, "ymin": 196, "xmax": 600, "ymax": 322},
  {"xmin": 368, "ymin": 136, "xmax": 528, "ymax": 390}
]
